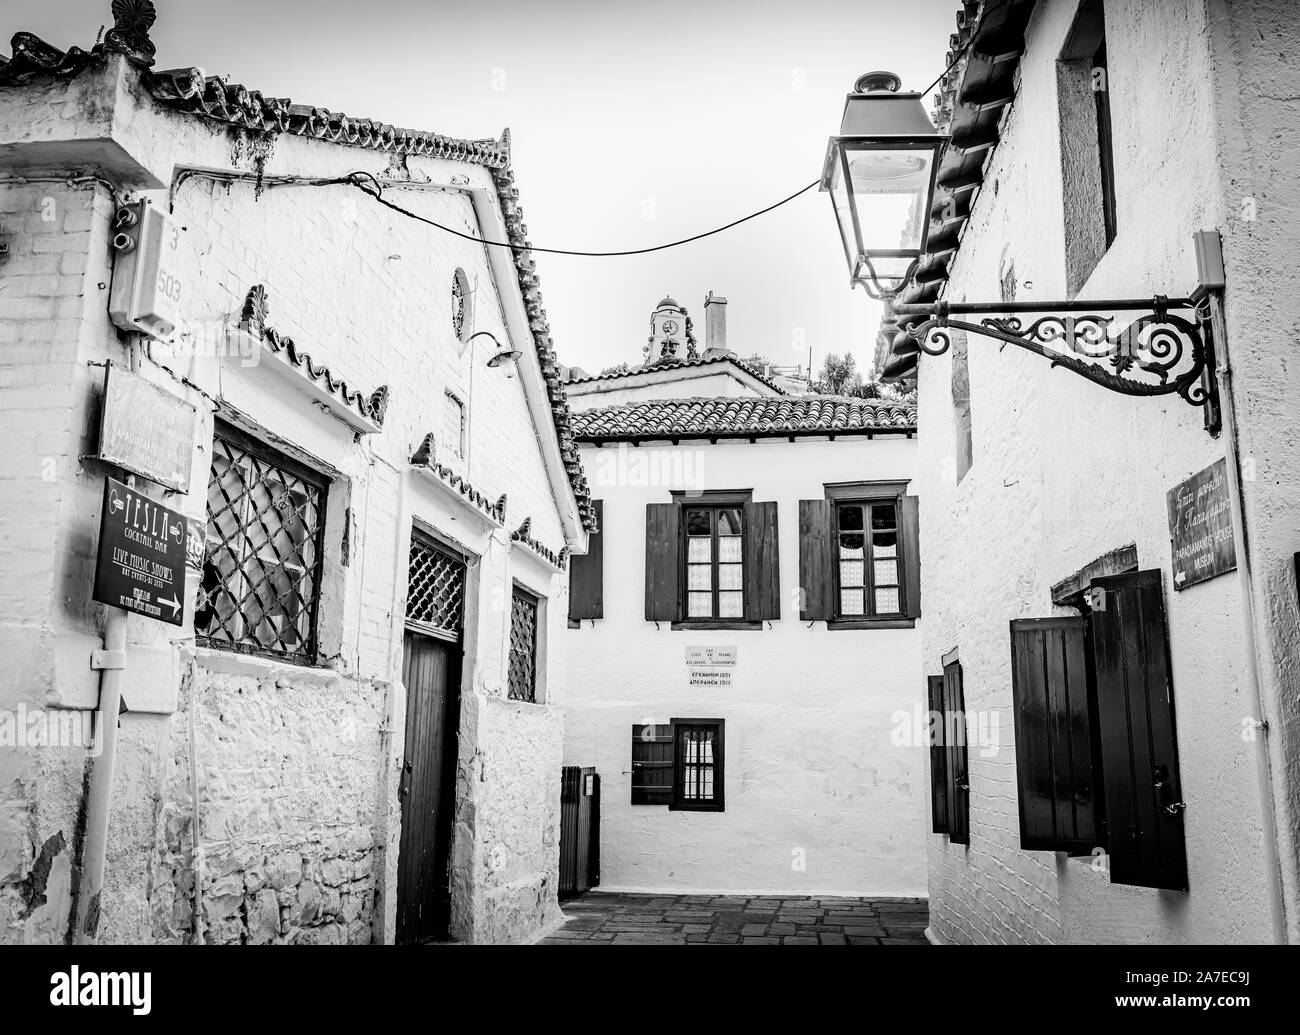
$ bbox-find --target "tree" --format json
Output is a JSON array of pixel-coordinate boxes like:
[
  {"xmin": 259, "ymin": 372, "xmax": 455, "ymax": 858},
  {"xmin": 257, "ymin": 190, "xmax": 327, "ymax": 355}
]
[
  {"xmin": 812, "ymin": 352, "xmax": 862, "ymax": 396},
  {"xmin": 599, "ymin": 361, "xmax": 630, "ymax": 376}
]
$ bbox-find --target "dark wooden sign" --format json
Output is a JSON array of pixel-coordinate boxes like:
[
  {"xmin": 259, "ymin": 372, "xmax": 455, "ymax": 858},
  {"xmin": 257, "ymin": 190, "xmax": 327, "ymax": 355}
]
[
  {"xmin": 92, "ymin": 476, "xmax": 187, "ymax": 625},
  {"xmin": 96, "ymin": 361, "xmax": 196, "ymax": 491},
  {"xmin": 1166, "ymin": 458, "xmax": 1236, "ymax": 591}
]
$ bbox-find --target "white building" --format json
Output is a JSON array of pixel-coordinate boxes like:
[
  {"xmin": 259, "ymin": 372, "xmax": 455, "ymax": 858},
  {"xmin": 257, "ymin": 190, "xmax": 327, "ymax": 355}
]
[
  {"xmin": 0, "ymin": 7, "xmax": 594, "ymax": 944},
  {"xmin": 561, "ymin": 296, "xmax": 927, "ymax": 896},
  {"xmin": 873, "ymin": 0, "xmax": 1300, "ymax": 944}
]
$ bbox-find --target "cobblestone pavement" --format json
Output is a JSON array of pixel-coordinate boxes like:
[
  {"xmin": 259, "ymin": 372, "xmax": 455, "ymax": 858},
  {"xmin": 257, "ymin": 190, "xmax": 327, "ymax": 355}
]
[{"xmin": 538, "ymin": 892, "xmax": 929, "ymax": 945}]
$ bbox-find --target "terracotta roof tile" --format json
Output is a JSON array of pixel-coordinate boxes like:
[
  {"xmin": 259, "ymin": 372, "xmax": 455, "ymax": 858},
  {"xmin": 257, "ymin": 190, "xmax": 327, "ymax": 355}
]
[
  {"xmin": 565, "ymin": 355, "xmax": 788, "ymax": 395},
  {"xmin": 572, "ymin": 396, "xmax": 916, "ymax": 441}
]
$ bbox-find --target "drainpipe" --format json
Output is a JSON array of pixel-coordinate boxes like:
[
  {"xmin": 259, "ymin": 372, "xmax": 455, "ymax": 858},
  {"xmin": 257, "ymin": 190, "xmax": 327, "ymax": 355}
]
[
  {"xmin": 73, "ymin": 505, "xmax": 130, "ymax": 944},
  {"xmin": 1202, "ymin": 233, "xmax": 1289, "ymax": 944}
]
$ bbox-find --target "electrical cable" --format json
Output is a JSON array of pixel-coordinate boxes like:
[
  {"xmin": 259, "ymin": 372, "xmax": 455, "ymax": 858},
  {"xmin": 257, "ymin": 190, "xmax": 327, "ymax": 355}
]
[{"xmin": 297, "ymin": 171, "xmax": 819, "ymax": 258}]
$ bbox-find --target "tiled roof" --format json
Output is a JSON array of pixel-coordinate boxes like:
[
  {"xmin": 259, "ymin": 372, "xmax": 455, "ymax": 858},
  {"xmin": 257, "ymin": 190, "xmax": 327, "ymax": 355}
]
[
  {"xmin": 510, "ymin": 517, "xmax": 568, "ymax": 571},
  {"xmin": 565, "ymin": 356, "xmax": 787, "ymax": 396},
  {"xmin": 877, "ymin": 0, "xmax": 1038, "ymax": 381},
  {"xmin": 0, "ymin": 8, "xmax": 595, "ymax": 533},
  {"xmin": 410, "ymin": 434, "xmax": 508, "ymax": 524},
  {"xmin": 571, "ymin": 396, "xmax": 916, "ymax": 441},
  {"xmin": 240, "ymin": 285, "xmax": 389, "ymax": 427}
]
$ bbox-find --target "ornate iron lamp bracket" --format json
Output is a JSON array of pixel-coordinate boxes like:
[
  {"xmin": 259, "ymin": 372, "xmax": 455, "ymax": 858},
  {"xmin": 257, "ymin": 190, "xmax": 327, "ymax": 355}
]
[{"xmin": 898, "ymin": 295, "xmax": 1215, "ymax": 409}]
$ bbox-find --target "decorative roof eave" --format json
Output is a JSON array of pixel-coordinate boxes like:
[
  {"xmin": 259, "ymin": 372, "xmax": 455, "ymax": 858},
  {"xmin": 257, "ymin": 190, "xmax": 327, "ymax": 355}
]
[
  {"xmin": 877, "ymin": 0, "xmax": 1038, "ymax": 382},
  {"xmin": 509, "ymin": 517, "xmax": 568, "ymax": 572},
  {"xmin": 0, "ymin": 1, "xmax": 157, "ymax": 85},
  {"xmin": 409, "ymin": 434, "xmax": 508, "ymax": 526},
  {"xmin": 238, "ymin": 285, "xmax": 388, "ymax": 432},
  {"xmin": 0, "ymin": 13, "xmax": 595, "ymax": 533}
]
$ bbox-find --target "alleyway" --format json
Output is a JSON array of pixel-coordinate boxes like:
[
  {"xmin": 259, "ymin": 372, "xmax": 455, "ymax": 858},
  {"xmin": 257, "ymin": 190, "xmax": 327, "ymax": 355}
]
[{"xmin": 539, "ymin": 893, "xmax": 929, "ymax": 944}]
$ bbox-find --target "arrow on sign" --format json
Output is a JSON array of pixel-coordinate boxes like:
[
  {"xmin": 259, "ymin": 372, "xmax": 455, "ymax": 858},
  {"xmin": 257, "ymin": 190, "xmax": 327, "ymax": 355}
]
[
  {"xmin": 1175, "ymin": 571, "xmax": 1187, "ymax": 586},
  {"xmin": 159, "ymin": 592, "xmax": 181, "ymax": 617}
]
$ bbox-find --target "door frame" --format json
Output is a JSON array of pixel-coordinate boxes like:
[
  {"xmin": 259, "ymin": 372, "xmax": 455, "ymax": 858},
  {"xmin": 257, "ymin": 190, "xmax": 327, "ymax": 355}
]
[{"xmin": 394, "ymin": 528, "xmax": 469, "ymax": 943}]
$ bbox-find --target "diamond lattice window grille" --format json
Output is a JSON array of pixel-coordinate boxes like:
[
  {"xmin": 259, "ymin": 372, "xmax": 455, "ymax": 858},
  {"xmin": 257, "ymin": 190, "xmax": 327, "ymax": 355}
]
[
  {"xmin": 406, "ymin": 534, "xmax": 466, "ymax": 637},
  {"xmin": 196, "ymin": 423, "xmax": 327, "ymax": 660},
  {"xmin": 452, "ymin": 268, "xmax": 468, "ymax": 342},
  {"xmin": 507, "ymin": 587, "xmax": 538, "ymax": 702}
]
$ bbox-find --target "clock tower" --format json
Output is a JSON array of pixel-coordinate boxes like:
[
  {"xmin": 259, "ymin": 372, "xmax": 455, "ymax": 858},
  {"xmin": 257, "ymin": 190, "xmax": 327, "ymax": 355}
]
[{"xmin": 645, "ymin": 296, "xmax": 697, "ymax": 365}]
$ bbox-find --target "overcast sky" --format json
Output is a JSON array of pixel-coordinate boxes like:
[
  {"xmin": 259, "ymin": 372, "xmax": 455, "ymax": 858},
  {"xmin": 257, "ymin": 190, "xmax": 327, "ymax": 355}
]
[{"xmin": 27, "ymin": 0, "xmax": 958, "ymax": 377}]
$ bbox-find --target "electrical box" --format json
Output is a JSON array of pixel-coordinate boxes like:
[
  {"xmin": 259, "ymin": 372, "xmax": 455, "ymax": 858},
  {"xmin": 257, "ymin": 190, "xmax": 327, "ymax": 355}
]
[{"xmin": 108, "ymin": 199, "xmax": 184, "ymax": 340}]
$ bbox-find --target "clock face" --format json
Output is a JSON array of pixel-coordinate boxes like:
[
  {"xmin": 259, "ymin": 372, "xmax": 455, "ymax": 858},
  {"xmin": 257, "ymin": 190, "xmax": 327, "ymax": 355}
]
[{"xmin": 662, "ymin": 319, "xmax": 679, "ymax": 335}]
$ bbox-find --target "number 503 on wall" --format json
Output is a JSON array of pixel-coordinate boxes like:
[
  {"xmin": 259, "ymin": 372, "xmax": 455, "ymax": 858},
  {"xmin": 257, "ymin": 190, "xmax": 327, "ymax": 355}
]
[{"xmin": 109, "ymin": 198, "xmax": 185, "ymax": 341}]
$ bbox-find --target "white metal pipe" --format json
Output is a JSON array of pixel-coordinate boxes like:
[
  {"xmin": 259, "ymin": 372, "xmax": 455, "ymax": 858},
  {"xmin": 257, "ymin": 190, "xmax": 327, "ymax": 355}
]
[
  {"xmin": 73, "ymin": 564, "xmax": 129, "ymax": 943},
  {"xmin": 1211, "ymin": 290, "xmax": 1289, "ymax": 944}
]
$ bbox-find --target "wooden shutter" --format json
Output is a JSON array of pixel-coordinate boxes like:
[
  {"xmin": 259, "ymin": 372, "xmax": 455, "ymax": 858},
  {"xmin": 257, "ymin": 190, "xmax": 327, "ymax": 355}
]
[
  {"xmin": 901, "ymin": 494, "xmax": 922, "ymax": 619},
  {"xmin": 1009, "ymin": 617, "xmax": 1101, "ymax": 852},
  {"xmin": 798, "ymin": 499, "xmax": 835, "ymax": 621},
  {"xmin": 743, "ymin": 501, "xmax": 780, "ymax": 621},
  {"xmin": 943, "ymin": 659, "xmax": 971, "ymax": 845},
  {"xmin": 644, "ymin": 502, "xmax": 680, "ymax": 621},
  {"xmin": 630, "ymin": 724, "xmax": 673, "ymax": 805},
  {"xmin": 568, "ymin": 500, "xmax": 604, "ymax": 621},
  {"xmin": 927, "ymin": 675, "xmax": 949, "ymax": 834},
  {"xmin": 1090, "ymin": 569, "xmax": 1188, "ymax": 891}
]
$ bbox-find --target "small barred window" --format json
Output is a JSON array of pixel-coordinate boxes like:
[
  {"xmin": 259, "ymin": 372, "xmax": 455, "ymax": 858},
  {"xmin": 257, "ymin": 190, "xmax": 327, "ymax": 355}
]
[{"xmin": 507, "ymin": 586, "xmax": 539, "ymax": 702}]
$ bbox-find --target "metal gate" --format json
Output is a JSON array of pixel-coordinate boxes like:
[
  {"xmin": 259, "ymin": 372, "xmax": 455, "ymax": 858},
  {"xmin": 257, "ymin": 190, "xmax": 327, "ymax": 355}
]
[{"xmin": 558, "ymin": 766, "xmax": 600, "ymax": 899}]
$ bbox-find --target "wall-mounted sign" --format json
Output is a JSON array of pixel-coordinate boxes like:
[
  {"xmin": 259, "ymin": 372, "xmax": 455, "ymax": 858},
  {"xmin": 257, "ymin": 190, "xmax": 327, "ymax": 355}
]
[
  {"xmin": 583, "ymin": 773, "xmax": 595, "ymax": 797},
  {"xmin": 1167, "ymin": 458, "xmax": 1236, "ymax": 591},
  {"xmin": 93, "ymin": 477, "xmax": 186, "ymax": 626},
  {"xmin": 96, "ymin": 361, "xmax": 196, "ymax": 492},
  {"xmin": 687, "ymin": 668, "xmax": 734, "ymax": 690},
  {"xmin": 684, "ymin": 645, "xmax": 737, "ymax": 666}
]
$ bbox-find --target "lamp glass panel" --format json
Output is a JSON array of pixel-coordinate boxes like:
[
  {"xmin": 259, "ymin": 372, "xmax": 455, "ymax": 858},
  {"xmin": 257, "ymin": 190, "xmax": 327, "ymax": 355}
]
[
  {"xmin": 844, "ymin": 145, "xmax": 932, "ymax": 256},
  {"xmin": 827, "ymin": 156, "xmax": 860, "ymax": 267}
]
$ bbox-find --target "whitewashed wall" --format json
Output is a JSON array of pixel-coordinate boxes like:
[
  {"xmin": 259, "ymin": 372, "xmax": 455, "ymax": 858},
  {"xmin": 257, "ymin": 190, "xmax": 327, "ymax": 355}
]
[
  {"xmin": 916, "ymin": 0, "xmax": 1296, "ymax": 944},
  {"xmin": 0, "ymin": 56, "xmax": 577, "ymax": 944},
  {"xmin": 564, "ymin": 435, "xmax": 926, "ymax": 895}
]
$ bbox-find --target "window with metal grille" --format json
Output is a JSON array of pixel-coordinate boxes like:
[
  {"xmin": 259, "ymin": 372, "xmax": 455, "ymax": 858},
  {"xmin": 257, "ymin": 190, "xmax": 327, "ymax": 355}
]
[
  {"xmin": 507, "ymin": 586, "xmax": 539, "ymax": 702},
  {"xmin": 683, "ymin": 505, "xmax": 745, "ymax": 619},
  {"xmin": 406, "ymin": 532, "xmax": 465, "ymax": 640},
  {"xmin": 196, "ymin": 421, "xmax": 328, "ymax": 661},
  {"xmin": 835, "ymin": 500, "xmax": 902, "ymax": 617},
  {"xmin": 670, "ymin": 719, "xmax": 724, "ymax": 812}
]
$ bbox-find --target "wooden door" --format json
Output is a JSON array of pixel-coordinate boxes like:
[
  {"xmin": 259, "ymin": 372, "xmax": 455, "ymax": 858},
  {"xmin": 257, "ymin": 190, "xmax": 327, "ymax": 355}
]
[{"xmin": 396, "ymin": 630, "xmax": 460, "ymax": 943}]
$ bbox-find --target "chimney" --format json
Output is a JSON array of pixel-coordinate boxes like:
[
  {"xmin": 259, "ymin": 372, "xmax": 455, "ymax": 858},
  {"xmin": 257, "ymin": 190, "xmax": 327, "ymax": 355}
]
[{"xmin": 703, "ymin": 291, "xmax": 729, "ymax": 358}]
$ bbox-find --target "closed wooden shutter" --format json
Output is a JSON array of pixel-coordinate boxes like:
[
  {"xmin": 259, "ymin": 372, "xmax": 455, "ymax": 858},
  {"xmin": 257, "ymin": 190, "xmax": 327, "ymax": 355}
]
[
  {"xmin": 901, "ymin": 494, "xmax": 921, "ymax": 619},
  {"xmin": 568, "ymin": 499, "xmax": 604, "ymax": 620},
  {"xmin": 1009, "ymin": 617, "xmax": 1101, "ymax": 852},
  {"xmin": 1090, "ymin": 569, "xmax": 1188, "ymax": 891},
  {"xmin": 630, "ymin": 724, "xmax": 673, "ymax": 805},
  {"xmin": 927, "ymin": 675, "xmax": 949, "ymax": 834},
  {"xmin": 798, "ymin": 499, "xmax": 834, "ymax": 621},
  {"xmin": 943, "ymin": 659, "xmax": 971, "ymax": 845},
  {"xmin": 644, "ymin": 503, "xmax": 680, "ymax": 621},
  {"xmin": 743, "ymin": 501, "xmax": 780, "ymax": 621}
]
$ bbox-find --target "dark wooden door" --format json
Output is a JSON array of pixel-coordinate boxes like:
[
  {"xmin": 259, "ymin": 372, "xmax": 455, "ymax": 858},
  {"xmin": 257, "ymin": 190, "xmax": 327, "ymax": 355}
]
[
  {"xmin": 1090, "ymin": 570, "xmax": 1188, "ymax": 890},
  {"xmin": 397, "ymin": 630, "xmax": 460, "ymax": 943}
]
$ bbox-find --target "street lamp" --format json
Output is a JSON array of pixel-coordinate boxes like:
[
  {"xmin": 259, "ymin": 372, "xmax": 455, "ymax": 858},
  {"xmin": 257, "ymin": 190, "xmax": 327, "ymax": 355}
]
[{"xmin": 820, "ymin": 71, "xmax": 947, "ymax": 299}]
